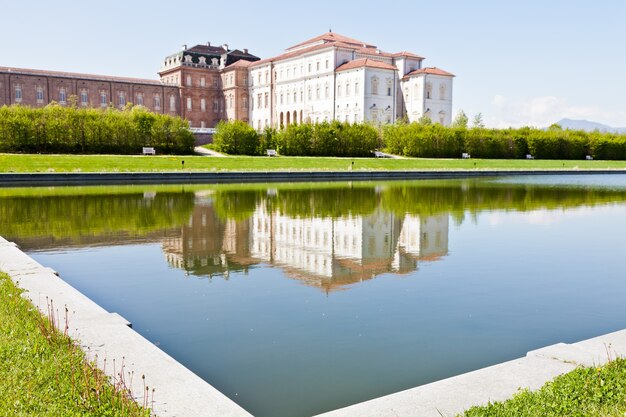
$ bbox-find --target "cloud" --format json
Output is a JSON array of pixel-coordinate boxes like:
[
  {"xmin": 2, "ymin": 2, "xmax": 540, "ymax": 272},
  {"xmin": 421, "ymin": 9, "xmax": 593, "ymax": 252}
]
[{"xmin": 486, "ymin": 95, "xmax": 626, "ymax": 129}]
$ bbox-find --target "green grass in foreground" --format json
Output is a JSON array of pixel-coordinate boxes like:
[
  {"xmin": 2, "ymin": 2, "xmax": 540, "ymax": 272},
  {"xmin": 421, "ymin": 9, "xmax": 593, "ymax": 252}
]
[
  {"xmin": 0, "ymin": 273, "xmax": 150, "ymax": 417},
  {"xmin": 460, "ymin": 358, "xmax": 626, "ymax": 417},
  {"xmin": 2, "ymin": 153, "xmax": 626, "ymax": 173}
]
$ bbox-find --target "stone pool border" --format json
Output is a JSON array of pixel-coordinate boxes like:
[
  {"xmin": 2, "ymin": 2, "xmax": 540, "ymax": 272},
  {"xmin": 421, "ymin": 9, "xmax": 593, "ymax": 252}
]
[{"xmin": 1, "ymin": 168, "xmax": 626, "ymax": 186}]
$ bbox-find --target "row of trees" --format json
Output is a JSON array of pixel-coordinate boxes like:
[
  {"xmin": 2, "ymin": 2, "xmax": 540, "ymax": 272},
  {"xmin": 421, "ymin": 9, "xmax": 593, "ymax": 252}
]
[
  {"xmin": 214, "ymin": 119, "xmax": 626, "ymax": 160},
  {"xmin": 0, "ymin": 104, "xmax": 195, "ymax": 154},
  {"xmin": 213, "ymin": 120, "xmax": 382, "ymax": 157}
]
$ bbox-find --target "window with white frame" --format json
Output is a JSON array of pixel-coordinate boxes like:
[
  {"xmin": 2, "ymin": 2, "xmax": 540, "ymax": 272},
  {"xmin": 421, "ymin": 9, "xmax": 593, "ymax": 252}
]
[
  {"xmin": 170, "ymin": 95, "xmax": 176, "ymax": 111},
  {"xmin": 243, "ymin": 96, "xmax": 248, "ymax": 109},
  {"xmin": 439, "ymin": 83, "xmax": 446, "ymax": 100},
  {"xmin": 264, "ymin": 92, "xmax": 269, "ymax": 108},
  {"xmin": 59, "ymin": 87, "xmax": 67, "ymax": 103},
  {"xmin": 118, "ymin": 92, "xmax": 125, "ymax": 106},
  {"xmin": 14, "ymin": 85, "xmax": 22, "ymax": 102},
  {"xmin": 316, "ymin": 84, "xmax": 320, "ymax": 100},
  {"xmin": 201, "ymin": 98, "xmax": 206, "ymax": 111},
  {"xmin": 80, "ymin": 89, "xmax": 88, "ymax": 106},
  {"xmin": 200, "ymin": 77, "xmax": 205, "ymax": 87},
  {"xmin": 426, "ymin": 82, "xmax": 432, "ymax": 99},
  {"xmin": 186, "ymin": 97, "xmax": 192, "ymax": 110},
  {"xmin": 355, "ymin": 81, "xmax": 359, "ymax": 94},
  {"xmin": 186, "ymin": 75, "xmax": 192, "ymax": 86},
  {"xmin": 136, "ymin": 93, "xmax": 143, "ymax": 106},
  {"xmin": 154, "ymin": 94, "xmax": 161, "ymax": 110},
  {"xmin": 213, "ymin": 99, "xmax": 219, "ymax": 112},
  {"xmin": 346, "ymin": 81, "xmax": 350, "ymax": 96},
  {"xmin": 371, "ymin": 77, "xmax": 379, "ymax": 95},
  {"xmin": 100, "ymin": 91, "xmax": 107, "ymax": 107},
  {"xmin": 36, "ymin": 86, "xmax": 44, "ymax": 103}
]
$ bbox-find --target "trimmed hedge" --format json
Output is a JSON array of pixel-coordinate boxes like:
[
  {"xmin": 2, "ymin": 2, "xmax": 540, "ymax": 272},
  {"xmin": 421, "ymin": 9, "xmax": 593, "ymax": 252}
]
[
  {"xmin": 0, "ymin": 104, "xmax": 194, "ymax": 154},
  {"xmin": 383, "ymin": 123, "xmax": 626, "ymax": 160}
]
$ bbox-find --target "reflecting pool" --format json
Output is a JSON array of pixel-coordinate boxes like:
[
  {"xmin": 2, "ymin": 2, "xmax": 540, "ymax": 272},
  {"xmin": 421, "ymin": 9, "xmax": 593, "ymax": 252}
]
[{"xmin": 1, "ymin": 175, "xmax": 626, "ymax": 417}]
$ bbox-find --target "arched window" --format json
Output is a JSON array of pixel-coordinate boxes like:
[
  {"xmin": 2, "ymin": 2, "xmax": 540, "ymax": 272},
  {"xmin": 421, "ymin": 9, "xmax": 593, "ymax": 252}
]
[
  {"xmin": 136, "ymin": 92, "xmax": 143, "ymax": 106},
  {"xmin": 439, "ymin": 83, "xmax": 446, "ymax": 100},
  {"xmin": 426, "ymin": 82, "xmax": 432, "ymax": 99}
]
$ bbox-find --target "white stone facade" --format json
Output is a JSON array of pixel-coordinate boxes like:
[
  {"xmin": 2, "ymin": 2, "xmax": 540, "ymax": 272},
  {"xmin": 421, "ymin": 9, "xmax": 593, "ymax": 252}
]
[{"xmin": 247, "ymin": 32, "xmax": 454, "ymax": 129}]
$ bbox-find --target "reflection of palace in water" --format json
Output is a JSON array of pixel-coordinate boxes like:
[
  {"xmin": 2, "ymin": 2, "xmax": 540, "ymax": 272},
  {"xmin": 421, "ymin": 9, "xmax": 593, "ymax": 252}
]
[{"xmin": 163, "ymin": 192, "xmax": 449, "ymax": 291}]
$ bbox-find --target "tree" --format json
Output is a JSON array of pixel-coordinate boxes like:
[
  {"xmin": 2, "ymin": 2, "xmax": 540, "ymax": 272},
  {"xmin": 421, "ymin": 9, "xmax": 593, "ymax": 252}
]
[
  {"xmin": 472, "ymin": 113, "xmax": 485, "ymax": 128},
  {"xmin": 418, "ymin": 115, "xmax": 432, "ymax": 126},
  {"xmin": 452, "ymin": 110, "xmax": 469, "ymax": 128}
]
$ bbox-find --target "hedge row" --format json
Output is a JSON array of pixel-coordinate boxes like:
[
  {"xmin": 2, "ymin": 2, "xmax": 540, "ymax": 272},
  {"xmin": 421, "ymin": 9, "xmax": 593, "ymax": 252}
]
[
  {"xmin": 213, "ymin": 120, "xmax": 382, "ymax": 157},
  {"xmin": 0, "ymin": 104, "xmax": 195, "ymax": 154},
  {"xmin": 384, "ymin": 124, "xmax": 626, "ymax": 160}
]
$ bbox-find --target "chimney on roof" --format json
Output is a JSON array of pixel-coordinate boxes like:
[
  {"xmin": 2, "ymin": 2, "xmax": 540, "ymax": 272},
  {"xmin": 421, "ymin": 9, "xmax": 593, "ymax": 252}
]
[
  {"xmin": 182, "ymin": 44, "xmax": 187, "ymax": 50},
  {"xmin": 243, "ymin": 48, "xmax": 248, "ymax": 54},
  {"xmin": 223, "ymin": 44, "xmax": 229, "ymax": 51},
  {"xmin": 207, "ymin": 41, "xmax": 211, "ymax": 46}
]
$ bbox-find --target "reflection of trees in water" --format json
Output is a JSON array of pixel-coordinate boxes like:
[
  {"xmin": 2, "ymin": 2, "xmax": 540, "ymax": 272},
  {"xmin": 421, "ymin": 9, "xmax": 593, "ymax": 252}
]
[
  {"xmin": 0, "ymin": 192, "xmax": 195, "ymax": 249},
  {"xmin": 2, "ymin": 179, "xmax": 626, "ymax": 289}
]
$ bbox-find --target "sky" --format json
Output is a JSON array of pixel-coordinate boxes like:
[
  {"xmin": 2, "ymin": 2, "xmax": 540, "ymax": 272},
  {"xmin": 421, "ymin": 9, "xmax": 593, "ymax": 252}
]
[{"xmin": 1, "ymin": 0, "xmax": 625, "ymax": 128}]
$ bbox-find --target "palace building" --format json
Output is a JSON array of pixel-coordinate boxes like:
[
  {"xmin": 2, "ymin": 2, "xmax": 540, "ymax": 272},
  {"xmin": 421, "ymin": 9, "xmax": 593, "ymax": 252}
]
[{"xmin": 0, "ymin": 32, "xmax": 454, "ymax": 129}]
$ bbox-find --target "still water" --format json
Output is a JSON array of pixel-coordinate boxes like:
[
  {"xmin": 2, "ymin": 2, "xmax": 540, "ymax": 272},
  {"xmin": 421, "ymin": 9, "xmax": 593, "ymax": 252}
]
[{"xmin": 2, "ymin": 176, "xmax": 626, "ymax": 417}]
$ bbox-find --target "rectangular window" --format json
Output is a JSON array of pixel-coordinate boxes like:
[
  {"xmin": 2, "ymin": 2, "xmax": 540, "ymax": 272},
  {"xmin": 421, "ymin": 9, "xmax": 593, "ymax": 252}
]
[
  {"xmin": 118, "ymin": 92, "xmax": 125, "ymax": 106},
  {"xmin": 100, "ymin": 92, "xmax": 107, "ymax": 107},
  {"xmin": 243, "ymin": 97, "xmax": 248, "ymax": 109},
  {"xmin": 200, "ymin": 77, "xmax": 205, "ymax": 87},
  {"xmin": 59, "ymin": 88, "xmax": 67, "ymax": 103},
  {"xmin": 213, "ymin": 100, "xmax": 219, "ymax": 112},
  {"xmin": 213, "ymin": 78, "xmax": 219, "ymax": 88},
  {"xmin": 137, "ymin": 93, "xmax": 143, "ymax": 106},
  {"xmin": 81, "ymin": 90, "xmax": 88, "ymax": 106},
  {"xmin": 170, "ymin": 95, "xmax": 176, "ymax": 111},
  {"xmin": 186, "ymin": 75, "xmax": 192, "ymax": 86},
  {"xmin": 387, "ymin": 87, "xmax": 392, "ymax": 96},
  {"xmin": 36, "ymin": 87, "xmax": 44, "ymax": 103},
  {"xmin": 264, "ymin": 93, "xmax": 268, "ymax": 107},
  {"xmin": 15, "ymin": 85, "xmax": 22, "ymax": 102},
  {"xmin": 201, "ymin": 98, "xmax": 206, "ymax": 112},
  {"xmin": 154, "ymin": 95, "xmax": 161, "ymax": 110},
  {"xmin": 186, "ymin": 97, "xmax": 192, "ymax": 110},
  {"xmin": 258, "ymin": 94, "xmax": 262, "ymax": 109}
]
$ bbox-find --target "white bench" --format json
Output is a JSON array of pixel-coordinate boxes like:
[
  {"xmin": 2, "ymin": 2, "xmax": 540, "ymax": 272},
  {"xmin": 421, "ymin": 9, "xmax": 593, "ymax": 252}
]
[
  {"xmin": 586, "ymin": 155, "xmax": 593, "ymax": 160},
  {"xmin": 526, "ymin": 154, "xmax": 534, "ymax": 160},
  {"xmin": 374, "ymin": 151, "xmax": 385, "ymax": 158},
  {"xmin": 462, "ymin": 152, "xmax": 471, "ymax": 159},
  {"xmin": 266, "ymin": 149, "xmax": 277, "ymax": 157},
  {"xmin": 142, "ymin": 147, "xmax": 156, "ymax": 155}
]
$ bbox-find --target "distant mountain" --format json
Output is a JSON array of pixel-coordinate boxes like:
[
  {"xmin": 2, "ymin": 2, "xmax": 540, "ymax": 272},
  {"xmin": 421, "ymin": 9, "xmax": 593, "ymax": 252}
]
[{"xmin": 554, "ymin": 118, "xmax": 626, "ymax": 134}]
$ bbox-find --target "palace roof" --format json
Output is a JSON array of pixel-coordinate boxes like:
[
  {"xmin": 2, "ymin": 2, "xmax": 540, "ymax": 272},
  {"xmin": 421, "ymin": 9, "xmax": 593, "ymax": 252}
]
[
  {"xmin": 0, "ymin": 66, "xmax": 163, "ymax": 86},
  {"xmin": 285, "ymin": 31, "xmax": 376, "ymax": 51},
  {"xmin": 336, "ymin": 58, "xmax": 397, "ymax": 72},
  {"xmin": 403, "ymin": 67, "xmax": 455, "ymax": 78}
]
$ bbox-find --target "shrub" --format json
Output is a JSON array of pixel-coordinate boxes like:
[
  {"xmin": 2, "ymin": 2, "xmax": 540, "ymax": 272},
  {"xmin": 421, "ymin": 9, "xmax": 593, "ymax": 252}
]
[
  {"xmin": 0, "ymin": 104, "xmax": 194, "ymax": 154},
  {"xmin": 213, "ymin": 120, "xmax": 259, "ymax": 155}
]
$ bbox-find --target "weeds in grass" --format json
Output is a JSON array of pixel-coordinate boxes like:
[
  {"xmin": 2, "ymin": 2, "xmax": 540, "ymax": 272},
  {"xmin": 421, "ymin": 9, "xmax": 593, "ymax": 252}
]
[{"xmin": 0, "ymin": 273, "xmax": 152, "ymax": 416}]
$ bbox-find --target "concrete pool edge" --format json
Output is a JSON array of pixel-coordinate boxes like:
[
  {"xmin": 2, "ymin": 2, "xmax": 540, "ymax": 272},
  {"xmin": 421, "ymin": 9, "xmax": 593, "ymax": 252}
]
[
  {"xmin": 2, "ymin": 235, "xmax": 626, "ymax": 417},
  {"xmin": 0, "ymin": 236, "xmax": 253, "ymax": 417},
  {"xmin": 1, "ymin": 168, "xmax": 626, "ymax": 186}
]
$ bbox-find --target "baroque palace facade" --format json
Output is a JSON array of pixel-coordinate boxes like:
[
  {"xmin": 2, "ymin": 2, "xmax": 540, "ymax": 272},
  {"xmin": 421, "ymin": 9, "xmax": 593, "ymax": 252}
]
[{"xmin": 0, "ymin": 32, "xmax": 454, "ymax": 129}]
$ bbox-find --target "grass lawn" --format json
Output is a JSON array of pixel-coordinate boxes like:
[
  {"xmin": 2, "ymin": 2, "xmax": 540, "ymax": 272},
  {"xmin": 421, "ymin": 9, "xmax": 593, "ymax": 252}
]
[
  {"xmin": 2, "ymin": 153, "xmax": 626, "ymax": 173},
  {"xmin": 459, "ymin": 358, "xmax": 626, "ymax": 417},
  {"xmin": 0, "ymin": 272, "xmax": 150, "ymax": 417}
]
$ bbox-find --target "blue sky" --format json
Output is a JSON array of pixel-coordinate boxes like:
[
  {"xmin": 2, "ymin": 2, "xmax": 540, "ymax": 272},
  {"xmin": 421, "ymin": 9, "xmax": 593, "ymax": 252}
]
[{"xmin": 2, "ymin": 0, "xmax": 625, "ymax": 128}]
